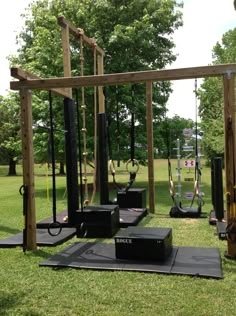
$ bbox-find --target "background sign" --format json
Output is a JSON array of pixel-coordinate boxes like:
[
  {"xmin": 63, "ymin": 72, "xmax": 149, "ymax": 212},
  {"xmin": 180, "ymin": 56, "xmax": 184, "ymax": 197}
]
[
  {"xmin": 183, "ymin": 160, "xmax": 195, "ymax": 168},
  {"xmin": 183, "ymin": 128, "xmax": 193, "ymax": 137}
]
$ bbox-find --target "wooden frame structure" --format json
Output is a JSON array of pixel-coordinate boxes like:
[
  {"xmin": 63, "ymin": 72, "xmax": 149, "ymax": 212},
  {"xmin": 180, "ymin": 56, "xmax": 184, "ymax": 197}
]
[
  {"xmin": 9, "ymin": 18, "xmax": 236, "ymax": 258},
  {"xmin": 11, "ymin": 63, "xmax": 236, "ymax": 259},
  {"xmin": 57, "ymin": 16, "xmax": 105, "ymax": 110}
]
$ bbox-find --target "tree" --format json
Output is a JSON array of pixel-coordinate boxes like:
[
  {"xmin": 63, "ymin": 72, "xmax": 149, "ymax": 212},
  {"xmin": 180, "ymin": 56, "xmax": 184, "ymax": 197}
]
[
  {"xmin": 9, "ymin": 0, "xmax": 183, "ymax": 164},
  {"xmin": 198, "ymin": 28, "xmax": 236, "ymax": 162},
  {"xmin": 155, "ymin": 115, "xmax": 194, "ymax": 158},
  {"xmin": 0, "ymin": 93, "xmax": 21, "ymax": 175}
]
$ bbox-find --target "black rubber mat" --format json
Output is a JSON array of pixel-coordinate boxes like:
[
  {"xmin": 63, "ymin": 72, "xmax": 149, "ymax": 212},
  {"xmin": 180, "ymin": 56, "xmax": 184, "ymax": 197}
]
[
  {"xmin": 0, "ymin": 228, "xmax": 76, "ymax": 248},
  {"xmin": 39, "ymin": 242, "xmax": 223, "ymax": 279},
  {"xmin": 119, "ymin": 208, "xmax": 147, "ymax": 227},
  {"xmin": 209, "ymin": 210, "xmax": 226, "ymax": 225},
  {"xmin": 37, "ymin": 208, "xmax": 147, "ymax": 229},
  {"xmin": 216, "ymin": 221, "xmax": 227, "ymax": 240}
]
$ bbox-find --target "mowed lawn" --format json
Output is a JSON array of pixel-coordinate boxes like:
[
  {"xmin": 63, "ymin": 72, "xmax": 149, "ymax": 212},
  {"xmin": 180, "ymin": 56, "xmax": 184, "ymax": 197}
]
[{"xmin": 0, "ymin": 160, "xmax": 235, "ymax": 316}]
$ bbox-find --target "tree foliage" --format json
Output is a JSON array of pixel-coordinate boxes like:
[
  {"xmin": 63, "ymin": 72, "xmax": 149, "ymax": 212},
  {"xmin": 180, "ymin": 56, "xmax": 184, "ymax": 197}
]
[
  {"xmin": 155, "ymin": 115, "xmax": 195, "ymax": 158},
  {"xmin": 9, "ymin": 0, "xmax": 183, "ymax": 164},
  {"xmin": 198, "ymin": 28, "xmax": 236, "ymax": 162},
  {"xmin": 0, "ymin": 93, "xmax": 21, "ymax": 175}
]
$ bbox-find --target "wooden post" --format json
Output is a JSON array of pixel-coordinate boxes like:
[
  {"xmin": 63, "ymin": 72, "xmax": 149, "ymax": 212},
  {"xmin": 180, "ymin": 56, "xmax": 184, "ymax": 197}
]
[
  {"xmin": 146, "ymin": 81, "xmax": 155, "ymax": 213},
  {"xmin": 223, "ymin": 73, "xmax": 236, "ymax": 258},
  {"xmin": 20, "ymin": 89, "xmax": 37, "ymax": 250},
  {"xmin": 97, "ymin": 54, "xmax": 105, "ymax": 113},
  {"xmin": 61, "ymin": 21, "xmax": 72, "ymax": 98}
]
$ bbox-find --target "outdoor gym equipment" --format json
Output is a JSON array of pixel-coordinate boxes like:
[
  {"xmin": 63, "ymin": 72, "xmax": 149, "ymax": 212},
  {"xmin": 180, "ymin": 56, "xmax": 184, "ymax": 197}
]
[
  {"xmin": 107, "ymin": 85, "xmax": 146, "ymax": 210},
  {"xmin": 209, "ymin": 157, "xmax": 227, "ymax": 239},
  {"xmin": 169, "ymin": 79, "xmax": 204, "ymax": 218},
  {"xmin": 5, "ymin": 17, "xmax": 236, "ymax": 260},
  {"xmin": 168, "ymin": 138, "xmax": 203, "ymax": 217},
  {"xmin": 47, "ymin": 91, "xmax": 63, "ymax": 237}
]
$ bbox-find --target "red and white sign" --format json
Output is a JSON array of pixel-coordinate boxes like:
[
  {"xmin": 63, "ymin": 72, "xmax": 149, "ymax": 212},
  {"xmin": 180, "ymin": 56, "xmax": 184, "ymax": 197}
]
[{"xmin": 183, "ymin": 160, "xmax": 195, "ymax": 168}]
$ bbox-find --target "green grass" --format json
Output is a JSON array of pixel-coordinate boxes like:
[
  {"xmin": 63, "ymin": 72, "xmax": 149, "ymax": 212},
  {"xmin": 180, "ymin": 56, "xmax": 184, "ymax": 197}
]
[{"xmin": 0, "ymin": 160, "xmax": 235, "ymax": 316}]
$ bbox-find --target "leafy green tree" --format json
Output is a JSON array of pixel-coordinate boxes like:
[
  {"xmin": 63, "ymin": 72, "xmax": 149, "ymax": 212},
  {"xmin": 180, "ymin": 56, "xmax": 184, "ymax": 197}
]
[
  {"xmin": 0, "ymin": 93, "xmax": 21, "ymax": 175},
  {"xmin": 9, "ymin": 0, "xmax": 183, "ymax": 165},
  {"xmin": 155, "ymin": 115, "xmax": 194, "ymax": 158},
  {"xmin": 198, "ymin": 28, "xmax": 236, "ymax": 162}
]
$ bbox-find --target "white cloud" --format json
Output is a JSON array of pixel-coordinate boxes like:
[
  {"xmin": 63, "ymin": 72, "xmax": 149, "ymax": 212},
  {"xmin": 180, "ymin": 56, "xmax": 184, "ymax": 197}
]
[
  {"xmin": 0, "ymin": 0, "xmax": 236, "ymax": 120},
  {"xmin": 167, "ymin": 0, "xmax": 236, "ymax": 120},
  {"xmin": 0, "ymin": 0, "xmax": 31, "ymax": 95}
]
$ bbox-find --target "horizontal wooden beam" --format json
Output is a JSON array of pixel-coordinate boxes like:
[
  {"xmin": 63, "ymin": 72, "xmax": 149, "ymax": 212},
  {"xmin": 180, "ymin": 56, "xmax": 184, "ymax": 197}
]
[
  {"xmin": 11, "ymin": 68, "xmax": 71, "ymax": 98},
  {"xmin": 10, "ymin": 64, "xmax": 236, "ymax": 92},
  {"xmin": 57, "ymin": 16, "xmax": 105, "ymax": 56}
]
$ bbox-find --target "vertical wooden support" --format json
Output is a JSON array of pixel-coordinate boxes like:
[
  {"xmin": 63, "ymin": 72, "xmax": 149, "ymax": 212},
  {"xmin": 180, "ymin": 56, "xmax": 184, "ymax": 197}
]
[
  {"xmin": 20, "ymin": 89, "xmax": 37, "ymax": 250},
  {"xmin": 146, "ymin": 81, "xmax": 155, "ymax": 213},
  {"xmin": 61, "ymin": 22, "xmax": 72, "ymax": 98},
  {"xmin": 97, "ymin": 54, "xmax": 105, "ymax": 113},
  {"xmin": 223, "ymin": 73, "xmax": 236, "ymax": 258}
]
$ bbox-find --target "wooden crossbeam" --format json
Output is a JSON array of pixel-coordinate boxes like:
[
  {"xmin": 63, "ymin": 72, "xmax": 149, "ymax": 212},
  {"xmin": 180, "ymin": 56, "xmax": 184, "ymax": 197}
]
[
  {"xmin": 10, "ymin": 68, "xmax": 71, "ymax": 98},
  {"xmin": 10, "ymin": 64, "xmax": 236, "ymax": 91},
  {"xmin": 57, "ymin": 16, "xmax": 105, "ymax": 56}
]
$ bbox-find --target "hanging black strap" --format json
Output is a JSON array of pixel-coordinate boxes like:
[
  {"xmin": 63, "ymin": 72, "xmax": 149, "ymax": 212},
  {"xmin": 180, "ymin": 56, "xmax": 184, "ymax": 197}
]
[
  {"xmin": 130, "ymin": 86, "xmax": 135, "ymax": 165},
  {"xmin": 115, "ymin": 86, "xmax": 121, "ymax": 167},
  {"xmin": 19, "ymin": 184, "xmax": 28, "ymax": 253},
  {"xmin": 225, "ymin": 115, "xmax": 236, "ymax": 242},
  {"xmin": 47, "ymin": 91, "xmax": 62, "ymax": 237}
]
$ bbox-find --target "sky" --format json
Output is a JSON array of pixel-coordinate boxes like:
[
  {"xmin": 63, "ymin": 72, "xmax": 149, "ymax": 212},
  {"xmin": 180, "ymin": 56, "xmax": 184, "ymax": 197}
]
[{"xmin": 0, "ymin": 0, "xmax": 236, "ymax": 120}]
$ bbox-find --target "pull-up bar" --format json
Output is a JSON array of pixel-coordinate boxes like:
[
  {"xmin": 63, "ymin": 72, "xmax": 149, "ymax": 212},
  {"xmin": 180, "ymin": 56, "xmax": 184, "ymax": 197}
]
[
  {"xmin": 57, "ymin": 16, "xmax": 105, "ymax": 56},
  {"xmin": 10, "ymin": 64, "xmax": 236, "ymax": 91}
]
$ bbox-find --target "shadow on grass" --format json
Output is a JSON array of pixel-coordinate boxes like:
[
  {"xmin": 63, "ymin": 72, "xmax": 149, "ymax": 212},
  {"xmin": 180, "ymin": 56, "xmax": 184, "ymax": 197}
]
[
  {"xmin": 28, "ymin": 248, "xmax": 53, "ymax": 259},
  {"xmin": 0, "ymin": 225, "xmax": 21, "ymax": 235},
  {"xmin": 0, "ymin": 291, "xmax": 27, "ymax": 315}
]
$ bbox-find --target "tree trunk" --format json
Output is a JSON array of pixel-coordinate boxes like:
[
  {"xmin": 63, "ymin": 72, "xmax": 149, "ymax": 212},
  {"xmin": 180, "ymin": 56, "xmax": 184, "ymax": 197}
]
[
  {"xmin": 8, "ymin": 158, "xmax": 17, "ymax": 176},
  {"xmin": 59, "ymin": 161, "xmax": 65, "ymax": 175}
]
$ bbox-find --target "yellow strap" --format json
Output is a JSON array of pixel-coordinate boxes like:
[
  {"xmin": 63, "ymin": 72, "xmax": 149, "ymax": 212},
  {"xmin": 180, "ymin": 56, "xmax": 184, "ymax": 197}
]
[{"xmin": 169, "ymin": 180, "xmax": 175, "ymax": 197}]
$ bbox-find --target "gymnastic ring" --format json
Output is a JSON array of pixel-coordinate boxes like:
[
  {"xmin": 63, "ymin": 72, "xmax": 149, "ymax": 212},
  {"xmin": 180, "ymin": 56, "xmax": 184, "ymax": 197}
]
[
  {"xmin": 19, "ymin": 184, "xmax": 26, "ymax": 196},
  {"xmin": 126, "ymin": 159, "xmax": 139, "ymax": 174},
  {"xmin": 78, "ymin": 222, "xmax": 87, "ymax": 238},
  {"xmin": 47, "ymin": 221, "xmax": 62, "ymax": 237},
  {"xmin": 109, "ymin": 159, "xmax": 116, "ymax": 175}
]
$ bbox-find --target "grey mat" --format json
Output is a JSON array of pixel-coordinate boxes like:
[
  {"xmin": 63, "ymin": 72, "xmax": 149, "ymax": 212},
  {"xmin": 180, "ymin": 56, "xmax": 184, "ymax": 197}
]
[
  {"xmin": 37, "ymin": 208, "xmax": 147, "ymax": 228},
  {"xmin": 0, "ymin": 228, "xmax": 76, "ymax": 248},
  {"xmin": 39, "ymin": 242, "xmax": 223, "ymax": 279}
]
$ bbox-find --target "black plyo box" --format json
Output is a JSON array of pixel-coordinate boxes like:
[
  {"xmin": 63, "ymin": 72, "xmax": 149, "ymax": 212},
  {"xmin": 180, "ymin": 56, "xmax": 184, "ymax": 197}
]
[
  {"xmin": 117, "ymin": 188, "xmax": 146, "ymax": 208},
  {"xmin": 114, "ymin": 226, "xmax": 173, "ymax": 262},
  {"xmin": 75, "ymin": 205, "xmax": 120, "ymax": 238}
]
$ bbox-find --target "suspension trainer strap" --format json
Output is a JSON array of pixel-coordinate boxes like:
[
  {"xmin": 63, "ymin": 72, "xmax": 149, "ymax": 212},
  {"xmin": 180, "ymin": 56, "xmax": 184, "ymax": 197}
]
[
  {"xmin": 19, "ymin": 184, "xmax": 28, "ymax": 253},
  {"xmin": 47, "ymin": 91, "xmax": 62, "ymax": 237},
  {"xmin": 105, "ymin": 88, "xmax": 113, "ymax": 161},
  {"xmin": 130, "ymin": 86, "xmax": 135, "ymax": 165},
  {"xmin": 116, "ymin": 86, "xmax": 121, "ymax": 167},
  {"xmin": 166, "ymin": 118, "xmax": 178, "ymax": 206},
  {"xmin": 190, "ymin": 79, "xmax": 204, "ymax": 208}
]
